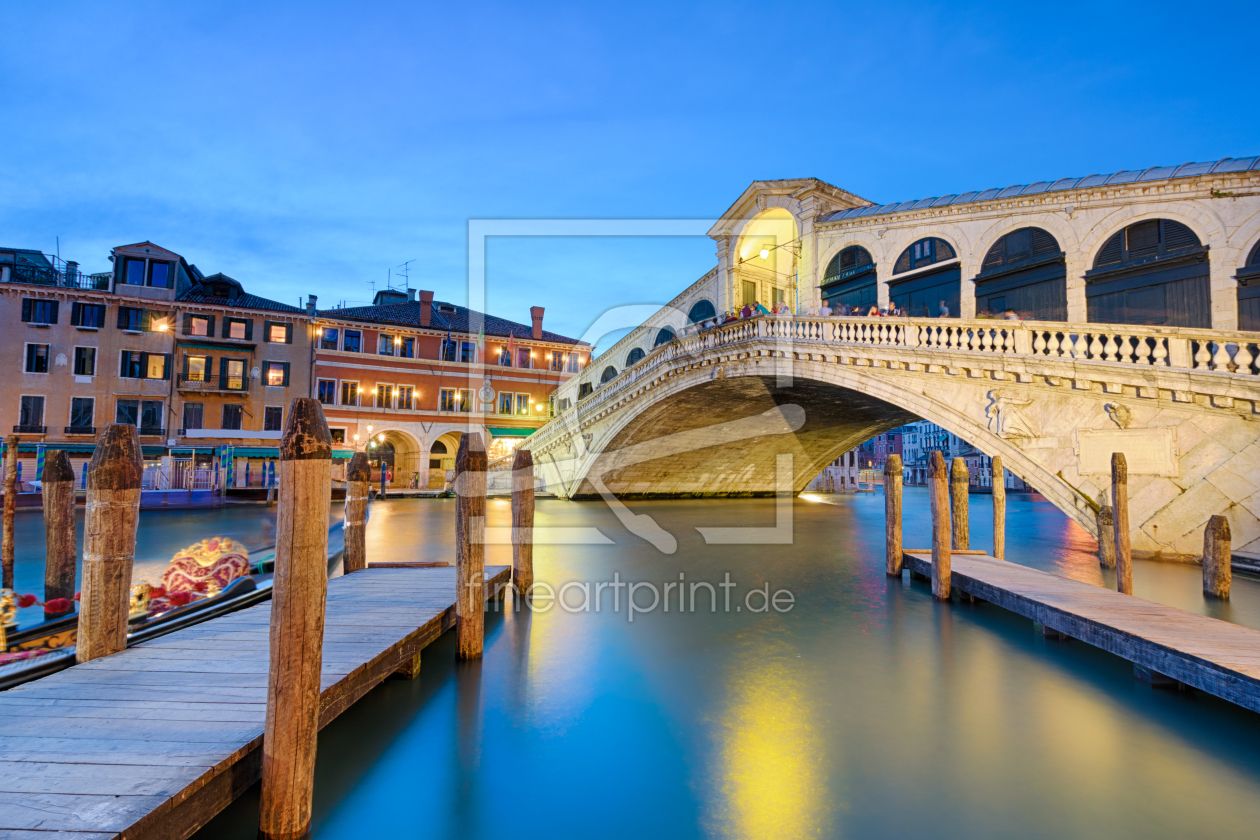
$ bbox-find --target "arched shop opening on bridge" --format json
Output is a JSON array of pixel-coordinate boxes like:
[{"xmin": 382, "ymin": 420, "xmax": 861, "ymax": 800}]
[
  {"xmin": 820, "ymin": 245, "xmax": 876, "ymax": 312},
  {"xmin": 601, "ymin": 365, "xmax": 618, "ymax": 383},
  {"xmin": 654, "ymin": 327, "xmax": 676, "ymax": 347},
  {"xmin": 890, "ymin": 237, "xmax": 960, "ymax": 318},
  {"xmin": 687, "ymin": 299, "xmax": 716, "ymax": 324},
  {"xmin": 626, "ymin": 347, "xmax": 645, "ymax": 366},
  {"xmin": 975, "ymin": 227, "xmax": 1067, "ymax": 320},
  {"xmin": 1240, "ymin": 241, "xmax": 1260, "ymax": 331},
  {"xmin": 1086, "ymin": 219, "xmax": 1209, "ymax": 327}
]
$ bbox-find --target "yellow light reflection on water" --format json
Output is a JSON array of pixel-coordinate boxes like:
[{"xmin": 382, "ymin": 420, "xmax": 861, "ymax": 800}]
[{"xmin": 713, "ymin": 654, "xmax": 832, "ymax": 840}]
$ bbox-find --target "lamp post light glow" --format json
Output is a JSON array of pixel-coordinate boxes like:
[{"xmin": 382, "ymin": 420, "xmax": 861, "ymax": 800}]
[{"xmin": 760, "ymin": 247, "xmax": 770, "ymax": 260}]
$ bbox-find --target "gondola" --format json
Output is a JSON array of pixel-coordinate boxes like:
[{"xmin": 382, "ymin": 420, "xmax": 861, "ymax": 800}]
[{"xmin": 0, "ymin": 519, "xmax": 347, "ymax": 690}]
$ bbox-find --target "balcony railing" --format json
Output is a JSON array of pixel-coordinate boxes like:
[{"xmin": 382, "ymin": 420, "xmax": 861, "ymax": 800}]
[
  {"xmin": 64, "ymin": 425, "xmax": 97, "ymax": 436},
  {"xmin": 4, "ymin": 264, "xmax": 111, "ymax": 290},
  {"xmin": 177, "ymin": 374, "xmax": 250, "ymax": 392},
  {"xmin": 138, "ymin": 426, "xmax": 165, "ymax": 437},
  {"xmin": 13, "ymin": 424, "xmax": 46, "ymax": 434}
]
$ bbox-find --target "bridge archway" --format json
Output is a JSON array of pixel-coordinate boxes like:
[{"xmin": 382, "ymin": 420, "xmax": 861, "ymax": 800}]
[
  {"xmin": 889, "ymin": 237, "xmax": 961, "ymax": 318},
  {"xmin": 1086, "ymin": 218, "xmax": 1209, "ymax": 327},
  {"xmin": 1239, "ymin": 240, "xmax": 1260, "ymax": 331},
  {"xmin": 733, "ymin": 208, "xmax": 798, "ymax": 309},
  {"xmin": 626, "ymin": 347, "xmax": 646, "ymax": 367}
]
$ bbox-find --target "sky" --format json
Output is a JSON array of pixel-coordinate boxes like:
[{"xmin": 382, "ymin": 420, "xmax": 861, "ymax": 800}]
[{"xmin": 2, "ymin": 0, "xmax": 1256, "ymax": 351}]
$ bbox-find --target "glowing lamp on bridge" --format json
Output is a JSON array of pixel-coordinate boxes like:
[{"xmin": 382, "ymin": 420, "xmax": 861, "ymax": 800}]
[
  {"xmin": 379, "ymin": 434, "xmax": 385, "ymax": 444},
  {"xmin": 759, "ymin": 247, "xmax": 770, "ymax": 260}
]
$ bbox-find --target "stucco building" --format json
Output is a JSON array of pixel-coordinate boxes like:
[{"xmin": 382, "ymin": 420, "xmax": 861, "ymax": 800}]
[{"xmin": 313, "ymin": 290, "xmax": 586, "ymax": 489}]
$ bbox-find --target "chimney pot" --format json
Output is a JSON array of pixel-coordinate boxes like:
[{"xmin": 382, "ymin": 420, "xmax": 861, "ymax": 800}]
[
  {"xmin": 407, "ymin": 288, "xmax": 417, "ymax": 302},
  {"xmin": 306, "ymin": 294, "xmax": 318, "ymax": 316},
  {"xmin": 530, "ymin": 306, "xmax": 544, "ymax": 340},
  {"xmin": 420, "ymin": 290, "xmax": 434, "ymax": 327}
]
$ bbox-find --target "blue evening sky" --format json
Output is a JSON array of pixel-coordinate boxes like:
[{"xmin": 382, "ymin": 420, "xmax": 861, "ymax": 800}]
[{"xmin": 2, "ymin": 1, "xmax": 1255, "ymax": 350}]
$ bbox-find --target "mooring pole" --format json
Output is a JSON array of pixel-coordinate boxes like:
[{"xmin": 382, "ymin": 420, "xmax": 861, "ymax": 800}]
[
  {"xmin": 342, "ymin": 452, "xmax": 370, "ymax": 574},
  {"xmin": 42, "ymin": 450, "xmax": 76, "ymax": 618},
  {"xmin": 76, "ymin": 425, "xmax": 142, "ymax": 663},
  {"xmin": 1202, "ymin": 514, "xmax": 1231, "ymax": 600},
  {"xmin": 1097, "ymin": 505, "xmax": 1116, "ymax": 568},
  {"xmin": 2, "ymin": 434, "xmax": 18, "ymax": 589},
  {"xmin": 512, "ymin": 448, "xmax": 535, "ymax": 594},
  {"xmin": 949, "ymin": 456, "xmax": 969, "ymax": 550},
  {"xmin": 259, "ymin": 398, "xmax": 332, "ymax": 840},
  {"xmin": 456, "ymin": 432, "xmax": 486, "ymax": 659},
  {"xmin": 1111, "ymin": 453, "xmax": 1133, "ymax": 595},
  {"xmin": 929, "ymin": 451, "xmax": 951, "ymax": 599},
  {"xmin": 884, "ymin": 453, "xmax": 903, "ymax": 575},
  {"xmin": 991, "ymin": 455, "xmax": 1005, "ymax": 560}
]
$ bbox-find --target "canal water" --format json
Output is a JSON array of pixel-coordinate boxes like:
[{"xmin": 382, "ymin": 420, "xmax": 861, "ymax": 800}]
[{"xmin": 11, "ymin": 491, "xmax": 1260, "ymax": 838}]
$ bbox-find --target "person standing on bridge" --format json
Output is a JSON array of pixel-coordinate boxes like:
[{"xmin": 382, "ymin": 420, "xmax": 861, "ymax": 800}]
[
  {"xmin": 939, "ymin": 300, "xmax": 951, "ymax": 318},
  {"xmin": 740, "ymin": 303, "xmax": 752, "ymax": 319},
  {"xmin": 820, "ymin": 302, "xmax": 833, "ymax": 317},
  {"xmin": 755, "ymin": 301, "xmax": 770, "ymax": 316}
]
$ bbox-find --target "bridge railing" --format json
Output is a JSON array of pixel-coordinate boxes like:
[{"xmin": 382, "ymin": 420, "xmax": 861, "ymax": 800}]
[{"xmin": 527, "ymin": 315, "xmax": 1260, "ymax": 449}]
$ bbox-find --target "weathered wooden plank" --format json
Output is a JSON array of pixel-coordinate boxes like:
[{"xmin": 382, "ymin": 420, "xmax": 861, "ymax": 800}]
[
  {"xmin": 0, "ymin": 830, "xmax": 117, "ymax": 839},
  {"xmin": 0, "ymin": 791, "xmax": 165, "ymax": 832},
  {"xmin": 0, "ymin": 762, "xmax": 209, "ymax": 797}
]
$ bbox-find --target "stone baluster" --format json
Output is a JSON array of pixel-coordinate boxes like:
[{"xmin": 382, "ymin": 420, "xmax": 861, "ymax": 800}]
[
  {"xmin": 1211, "ymin": 341, "xmax": 1232, "ymax": 372},
  {"xmin": 1194, "ymin": 340, "xmax": 1212, "ymax": 370}
]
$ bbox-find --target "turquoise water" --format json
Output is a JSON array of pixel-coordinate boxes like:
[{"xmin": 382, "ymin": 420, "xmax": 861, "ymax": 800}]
[{"xmin": 177, "ymin": 491, "xmax": 1260, "ymax": 840}]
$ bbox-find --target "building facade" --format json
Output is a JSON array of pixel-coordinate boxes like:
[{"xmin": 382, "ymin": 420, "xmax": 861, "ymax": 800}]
[
  {"xmin": 1, "ymin": 241, "xmax": 311, "ymax": 486},
  {"xmin": 313, "ymin": 290, "xmax": 586, "ymax": 489}
]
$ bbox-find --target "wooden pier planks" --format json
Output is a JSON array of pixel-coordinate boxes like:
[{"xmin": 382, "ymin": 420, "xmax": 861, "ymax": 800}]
[
  {"xmin": 0, "ymin": 565, "xmax": 511, "ymax": 840},
  {"xmin": 902, "ymin": 551, "xmax": 1260, "ymax": 713}
]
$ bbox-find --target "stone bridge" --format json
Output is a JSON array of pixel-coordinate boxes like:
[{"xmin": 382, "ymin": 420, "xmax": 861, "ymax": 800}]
[{"xmin": 501, "ymin": 315, "xmax": 1260, "ymax": 561}]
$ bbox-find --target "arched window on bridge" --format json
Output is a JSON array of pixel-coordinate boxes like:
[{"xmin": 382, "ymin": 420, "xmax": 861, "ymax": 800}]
[
  {"xmin": 1086, "ymin": 219, "xmax": 1208, "ymax": 327},
  {"xmin": 654, "ymin": 327, "xmax": 676, "ymax": 347},
  {"xmin": 1236, "ymin": 241, "xmax": 1260, "ymax": 332},
  {"xmin": 626, "ymin": 347, "xmax": 646, "ymax": 366},
  {"xmin": 975, "ymin": 227, "xmax": 1066, "ymax": 321},
  {"xmin": 687, "ymin": 299, "xmax": 716, "ymax": 324},
  {"xmin": 820, "ymin": 245, "xmax": 876, "ymax": 312},
  {"xmin": 600, "ymin": 365, "xmax": 618, "ymax": 384},
  {"xmin": 890, "ymin": 237, "xmax": 959, "ymax": 318}
]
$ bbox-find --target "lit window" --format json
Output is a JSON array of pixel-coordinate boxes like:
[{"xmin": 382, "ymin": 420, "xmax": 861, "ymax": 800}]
[
  {"xmin": 265, "ymin": 362, "xmax": 287, "ymax": 386},
  {"xmin": 317, "ymin": 379, "xmax": 336, "ymax": 405},
  {"xmin": 516, "ymin": 394, "xmax": 529, "ymax": 415},
  {"xmin": 397, "ymin": 386, "xmax": 413, "ymax": 409},
  {"xmin": 146, "ymin": 354, "xmax": 167, "ymax": 379},
  {"xmin": 499, "ymin": 392, "xmax": 513, "ymax": 414},
  {"xmin": 190, "ymin": 316, "xmax": 210, "ymax": 336},
  {"xmin": 439, "ymin": 388, "xmax": 456, "ymax": 412},
  {"xmin": 228, "ymin": 319, "xmax": 247, "ymax": 340},
  {"xmin": 268, "ymin": 323, "xmax": 288, "ymax": 343},
  {"xmin": 341, "ymin": 381, "xmax": 359, "ymax": 405},
  {"xmin": 458, "ymin": 389, "xmax": 472, "ymax": 412}
]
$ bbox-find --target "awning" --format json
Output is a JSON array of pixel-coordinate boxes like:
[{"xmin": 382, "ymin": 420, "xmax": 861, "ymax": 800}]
[
  {"xmin": 224, "ymin": 447, "xmax": 280, "ymax": 458},
  {"xmin": 332, "ymin": 448, "xmax": 356, "ymax": 458},
  {"xmin": 176, "ymin": 340, "xmax": 257, "ymax": 352},
  {"xmin": 487, "ymin": 427, "xmax": 536, "ymax": 438}
]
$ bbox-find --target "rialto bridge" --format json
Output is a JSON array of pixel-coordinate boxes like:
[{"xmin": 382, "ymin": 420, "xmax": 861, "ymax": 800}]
[
  {"xmin": 509, "ymin": 315, "xmax": 1260, "ymax": 561},
  {"xmin": 490, "ymin": 156, "xmax": 1260, "ymax": 560}
]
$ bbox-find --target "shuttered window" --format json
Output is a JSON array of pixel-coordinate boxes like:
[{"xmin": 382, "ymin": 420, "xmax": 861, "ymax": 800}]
[
  {"xmin": 980, "ymin": 228, "xmax": 1060, "ymax": 274},
  {"xmin": 20, "ymin": 299, "xmax": 58, "ymax": 324},
  {"xmin": 1093, "ymin": 220, "xmax": 1202, "ymax": 269},
  {"xmin": 823, "ymin": 246, "xmax": 874, "ymax": 284},
  {"xmin": 893, "ymin": 238, "xmax": 956, "ymax": 275}
]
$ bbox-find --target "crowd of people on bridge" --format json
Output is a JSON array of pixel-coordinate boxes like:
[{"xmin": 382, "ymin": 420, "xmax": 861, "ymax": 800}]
[{"xmin": 685, "ymin": 298, "xmax": 1022, "ymax": 334}]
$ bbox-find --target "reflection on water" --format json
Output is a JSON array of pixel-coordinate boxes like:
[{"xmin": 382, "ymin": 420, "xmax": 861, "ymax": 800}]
[{"xmin": 100, "ymin": 491, "xmax": 1260, "ymax": 840}]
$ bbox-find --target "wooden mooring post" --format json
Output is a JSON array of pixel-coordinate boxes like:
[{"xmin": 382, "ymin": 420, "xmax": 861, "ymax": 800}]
[
  {"xmin": 1111, "ymin": 453, "xmax": 1133, "ymax": 595},
  {"xmin": 991, "ymin": 455, "xmax": 1005, "ymax": 560},
  {"xmin": 42, "ymin": 450, "xmax": 76, "ymax": 618},
  {"xmin": 2, "ymin": 434, "xmax": 17, "ymax": 590},
  {"xmin": 456, "ymin": 432, "xmax": 486, "ymax": 659},
  {"xmin": 512, "ymin": 448, "xmax": 535, "ymax": 594},
  {"xmin": 884, "ymin": 454, "xmax": 903, "ymax": 576},
  {"xmin": 929, "ymin": 451, "xmax": 951, "ymax": 599},
  {"xmin": 1202, "ymin": 514, "xmax": 1231, "ymax": 600},
  {"xmin": 259, "ymin": 398, "xmax": 332, "ymax": 840},
  {"xmin": 342, "ymin": 451, "xmax": 370, "ymax": 574},
  {"xmin": 76, "ymin": 425, "xmax": 142, "ymax": 663},
  {"xmin": 1097, "ymin": 505, "xmax": 1116, "ymax": 568},
  {"xmin": 950, "ymin": 456, "xmax": 969, "ymax": 550}
]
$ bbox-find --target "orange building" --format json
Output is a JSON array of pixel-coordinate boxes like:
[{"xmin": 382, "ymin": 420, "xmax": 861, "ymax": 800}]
[{"xmin": 312, "ymin": 289, "xmax": 587, "ymax": 488}]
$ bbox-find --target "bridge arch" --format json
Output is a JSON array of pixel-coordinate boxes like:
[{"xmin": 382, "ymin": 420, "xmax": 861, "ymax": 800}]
[
  {"xmin": 626, "ymin": 347, "xmax": 646, "ymax": 367},
  {"xmin": 972, "ymin": 225, "xmax": 1068, "ymax": 320},
  {"xmin": 968, "ymin": 213, "xmax": 1079, "ymax": 279},
  {"xmin": 1078, "ymin": 202, "xmax": 1224, "ymax": 270},
  {"xmin": 600, "ymin": 365, "xmax": 618, "ymax": 384},
  {"xmin": 732, "ymin": 207, "xmax": 799, "ymax": 308},
  {"xmin": 561, "ymin": 367, "xmax": 1091, "ymax": 536},
  {"xmin": 654, "ymin": 326, "xmax": 676, "ymax": 346},
  {"xmin": 687, "ymin": 299, "xmax": 716, "ymax": 324}
]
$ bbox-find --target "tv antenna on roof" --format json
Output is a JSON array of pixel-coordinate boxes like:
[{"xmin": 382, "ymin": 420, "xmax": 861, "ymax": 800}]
[{"xmin": 396, "ymin": 259, "xmax": 416, "ymax": 293}]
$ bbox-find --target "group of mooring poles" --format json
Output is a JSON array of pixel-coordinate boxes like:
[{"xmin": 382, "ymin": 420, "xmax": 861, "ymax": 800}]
[
  {"xmin": 883, "ymin": 448, "xmax": 1233, "ymax": 603},
  {"xmin": 1095, "ymin": 453, "xmax": 1232, "ymax": 600},
  {"xmin": 884, "ymin": 452, "xmax": 1002, "ymax": 599}
]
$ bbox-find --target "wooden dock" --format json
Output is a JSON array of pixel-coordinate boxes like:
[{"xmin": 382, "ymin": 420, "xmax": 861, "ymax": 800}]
[
  {"xmin": 0, "ymin": 565, "xmax": 511, "ymax": 839},
  {"xmin": 902, "ymin": 551, "xmax": 1260, "ymax": 713}
]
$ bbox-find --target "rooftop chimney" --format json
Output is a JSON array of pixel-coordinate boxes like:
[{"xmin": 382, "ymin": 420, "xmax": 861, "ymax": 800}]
[
  {"xmin": 306, "ymin": 294, "xmax": 318, "ymax": 316},
  {"xmin": 419, "ymin": 290, "xmax": 434, "ymax": 327},
  {"xmin": 530, "ymin": 306, "xmax": 544, "ymax": 340},
  {"xmin": 407, "ymin": 288, "xmax": 417, "ymax": 302}
]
